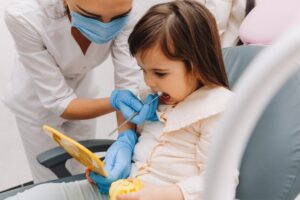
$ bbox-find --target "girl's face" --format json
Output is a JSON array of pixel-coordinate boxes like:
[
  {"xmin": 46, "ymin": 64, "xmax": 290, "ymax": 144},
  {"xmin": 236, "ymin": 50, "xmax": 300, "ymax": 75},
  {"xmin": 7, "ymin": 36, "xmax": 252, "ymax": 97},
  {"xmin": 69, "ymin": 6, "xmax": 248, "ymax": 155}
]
[
  {"xmin": 136, "ymin": 46, "xmax": 199, "ymax": 105},
  {"xmin": 66, "ymin": 0, "xmax": 132, "ymax": 23}
]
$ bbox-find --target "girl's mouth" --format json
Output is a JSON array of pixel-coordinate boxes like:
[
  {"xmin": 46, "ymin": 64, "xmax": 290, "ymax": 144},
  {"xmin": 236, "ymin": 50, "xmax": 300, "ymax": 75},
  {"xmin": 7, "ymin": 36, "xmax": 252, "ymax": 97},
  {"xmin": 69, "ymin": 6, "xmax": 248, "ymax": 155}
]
[{"xmin": 160, "ymin": 92, "xmax": 173, "ymax": 104}]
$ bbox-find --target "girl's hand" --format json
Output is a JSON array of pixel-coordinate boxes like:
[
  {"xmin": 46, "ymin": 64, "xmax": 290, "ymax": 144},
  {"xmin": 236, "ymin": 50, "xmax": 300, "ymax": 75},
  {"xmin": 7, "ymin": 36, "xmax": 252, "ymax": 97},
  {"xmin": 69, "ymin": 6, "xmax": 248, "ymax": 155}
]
[
  {"xmin": 85, "ymin": 169, "xmax": 95, "ymax": 184},
  {"xmin": 116, "ymin": 182, "xmax": 184, "ymax": 200}
]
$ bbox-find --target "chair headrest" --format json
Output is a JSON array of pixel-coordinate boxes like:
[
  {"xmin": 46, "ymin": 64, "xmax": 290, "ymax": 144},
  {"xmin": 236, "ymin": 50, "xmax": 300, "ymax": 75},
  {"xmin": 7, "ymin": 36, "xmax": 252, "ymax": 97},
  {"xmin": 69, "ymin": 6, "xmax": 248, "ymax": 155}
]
[{"xmin": 222, "ymin": 45, "xmax": 300, "ymax": 200}]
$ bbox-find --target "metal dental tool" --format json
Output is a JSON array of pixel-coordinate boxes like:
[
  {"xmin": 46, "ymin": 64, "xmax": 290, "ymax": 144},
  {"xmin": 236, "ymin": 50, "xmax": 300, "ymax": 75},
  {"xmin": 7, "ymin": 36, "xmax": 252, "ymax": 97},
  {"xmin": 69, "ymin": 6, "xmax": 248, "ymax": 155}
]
[{"xmin": 108, "ymin": 93, "xmax": 161, "ymax": 136}]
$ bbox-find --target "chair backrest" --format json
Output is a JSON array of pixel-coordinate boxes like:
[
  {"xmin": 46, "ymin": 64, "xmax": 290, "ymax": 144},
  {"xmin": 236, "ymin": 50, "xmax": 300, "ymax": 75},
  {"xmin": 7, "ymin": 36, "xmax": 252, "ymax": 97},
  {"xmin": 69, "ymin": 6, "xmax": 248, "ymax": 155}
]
[{"xmin": 222, "ymin": 45, "xmax": 300, "ymax": 200}]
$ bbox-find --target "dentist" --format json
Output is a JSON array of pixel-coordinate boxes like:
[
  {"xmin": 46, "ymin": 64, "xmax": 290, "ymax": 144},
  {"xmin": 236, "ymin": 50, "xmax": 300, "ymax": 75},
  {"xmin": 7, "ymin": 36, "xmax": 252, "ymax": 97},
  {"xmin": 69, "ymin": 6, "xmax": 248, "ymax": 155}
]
[{"xmin": 4, "ymin": 0, "xmax": 157, "ymax": 183}]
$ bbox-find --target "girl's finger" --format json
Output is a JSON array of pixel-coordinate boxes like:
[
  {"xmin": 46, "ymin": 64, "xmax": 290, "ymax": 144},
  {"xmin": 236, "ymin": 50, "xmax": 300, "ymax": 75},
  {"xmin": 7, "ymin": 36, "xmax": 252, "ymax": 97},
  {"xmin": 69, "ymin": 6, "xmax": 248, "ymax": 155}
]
[{"xmin": 85, "ymin": 169, "xmax": 95, "ymax": 184}]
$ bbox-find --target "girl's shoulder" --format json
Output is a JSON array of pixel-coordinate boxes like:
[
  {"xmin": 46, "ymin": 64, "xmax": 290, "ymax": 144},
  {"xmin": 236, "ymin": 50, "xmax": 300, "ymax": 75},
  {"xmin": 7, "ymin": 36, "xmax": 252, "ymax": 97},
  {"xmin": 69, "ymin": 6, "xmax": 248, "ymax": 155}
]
[
  {"xmin": 179, "ymin": 85, "xmax": 233, "ymax": 113},
  {"xmin": 163, "ymin": 86, "xmax": 233, "ymax": 132}
]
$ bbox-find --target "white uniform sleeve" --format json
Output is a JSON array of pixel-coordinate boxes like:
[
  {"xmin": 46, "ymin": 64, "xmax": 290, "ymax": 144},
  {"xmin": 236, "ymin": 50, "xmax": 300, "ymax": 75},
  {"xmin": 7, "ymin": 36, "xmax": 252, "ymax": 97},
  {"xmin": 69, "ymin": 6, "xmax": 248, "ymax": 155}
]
[
  {"xmin": 203, "ymin": 0, "xmax": 246, "ymax": 47},
  {"xmin": 5, "ymin": 9, "xmax": 76, "ymax": 116},
  {"xmin": 176, "ymin": 114, "xmax": 239, "ymax": 200},
  {"xmin": 204, "ymin": 0, "xmax": 233, "ymax": 38},
  {"xmin": 111, "ymin": 7, "xmax": 142, "ymax": 94}
]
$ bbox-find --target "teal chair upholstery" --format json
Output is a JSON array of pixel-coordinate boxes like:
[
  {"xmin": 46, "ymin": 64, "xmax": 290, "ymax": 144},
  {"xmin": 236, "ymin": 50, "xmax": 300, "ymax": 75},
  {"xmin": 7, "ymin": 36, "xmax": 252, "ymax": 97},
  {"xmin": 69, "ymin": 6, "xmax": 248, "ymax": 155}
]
[{"xmin": 223, "ymin": 45, "xmax": 300, "ymax": 200}]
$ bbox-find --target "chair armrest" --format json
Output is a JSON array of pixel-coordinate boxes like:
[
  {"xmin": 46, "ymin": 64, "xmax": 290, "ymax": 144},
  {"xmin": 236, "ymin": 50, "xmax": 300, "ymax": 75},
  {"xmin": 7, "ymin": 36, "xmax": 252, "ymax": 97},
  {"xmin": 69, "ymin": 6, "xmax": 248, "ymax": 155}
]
[{"xmin": 36, "ymin": 139, "xmax": 115, "ymax": 178}]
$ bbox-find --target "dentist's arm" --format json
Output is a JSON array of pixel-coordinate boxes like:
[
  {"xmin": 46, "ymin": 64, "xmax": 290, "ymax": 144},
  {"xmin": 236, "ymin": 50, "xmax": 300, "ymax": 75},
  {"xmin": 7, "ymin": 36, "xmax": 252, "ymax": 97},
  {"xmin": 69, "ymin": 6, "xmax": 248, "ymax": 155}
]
[
  {"xmin": 61, "ymin": 98, "xmax": 135, "ymax": 132},
  {"xmin": 61, "ymin": 97, "xmax": 114, "ymax": 120}
]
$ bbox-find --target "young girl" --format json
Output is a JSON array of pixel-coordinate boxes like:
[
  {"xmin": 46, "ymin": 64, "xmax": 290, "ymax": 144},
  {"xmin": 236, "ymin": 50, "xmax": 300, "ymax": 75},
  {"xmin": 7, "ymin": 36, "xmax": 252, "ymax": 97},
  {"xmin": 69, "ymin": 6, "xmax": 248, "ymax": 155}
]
[{"xmin": 5, "ymin": 1, "xmax": 237, "ymax": 200}]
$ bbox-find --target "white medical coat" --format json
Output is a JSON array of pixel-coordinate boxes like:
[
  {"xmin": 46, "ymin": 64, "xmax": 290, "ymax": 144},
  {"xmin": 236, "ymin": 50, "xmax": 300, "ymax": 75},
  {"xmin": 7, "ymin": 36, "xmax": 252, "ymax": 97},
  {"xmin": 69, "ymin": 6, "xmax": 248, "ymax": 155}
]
[{"xmin": 3, "ymin": 0, "xmax": 141, "ymax": 126}]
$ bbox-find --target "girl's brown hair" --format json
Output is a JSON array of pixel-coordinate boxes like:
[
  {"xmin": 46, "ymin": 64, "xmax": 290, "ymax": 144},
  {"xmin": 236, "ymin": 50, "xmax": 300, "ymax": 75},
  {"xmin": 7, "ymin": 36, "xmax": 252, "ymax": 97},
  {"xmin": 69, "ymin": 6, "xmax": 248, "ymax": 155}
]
[{"xmin": 128, "ymin": 0, "xmax": 229, "ymax": 88}]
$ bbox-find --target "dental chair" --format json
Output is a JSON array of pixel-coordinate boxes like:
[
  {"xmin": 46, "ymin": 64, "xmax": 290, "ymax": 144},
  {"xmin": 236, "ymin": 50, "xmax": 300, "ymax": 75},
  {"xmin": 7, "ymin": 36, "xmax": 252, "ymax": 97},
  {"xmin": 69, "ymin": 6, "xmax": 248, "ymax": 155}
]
[{"xmin": 1, "ymin": 45, "xmax": 300, "ymax": 200}]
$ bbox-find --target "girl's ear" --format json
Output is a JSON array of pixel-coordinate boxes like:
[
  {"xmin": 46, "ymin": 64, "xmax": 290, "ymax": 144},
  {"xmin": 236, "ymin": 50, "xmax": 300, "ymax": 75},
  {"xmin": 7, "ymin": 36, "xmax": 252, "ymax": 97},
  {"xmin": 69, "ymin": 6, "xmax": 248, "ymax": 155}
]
[
  {"xmin": 187, "ymin": 70, "xmax": 201, "ymax": 92},
  {"xmin": 188, "ymin": 62, "xmax": 202, "ymax": 86}
]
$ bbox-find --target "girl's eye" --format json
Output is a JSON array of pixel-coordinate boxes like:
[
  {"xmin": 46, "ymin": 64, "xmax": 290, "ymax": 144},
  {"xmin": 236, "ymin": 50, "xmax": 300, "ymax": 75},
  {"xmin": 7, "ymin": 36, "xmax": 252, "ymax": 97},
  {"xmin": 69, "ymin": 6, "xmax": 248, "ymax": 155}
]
[{"xmin": 155, "ymin": 72, "xmax": 167, "ymax": 77}]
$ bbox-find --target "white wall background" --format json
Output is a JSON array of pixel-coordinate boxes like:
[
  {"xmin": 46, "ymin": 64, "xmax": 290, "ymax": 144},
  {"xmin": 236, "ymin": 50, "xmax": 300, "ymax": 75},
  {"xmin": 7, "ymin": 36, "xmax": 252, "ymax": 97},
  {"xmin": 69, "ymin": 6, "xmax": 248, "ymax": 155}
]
[{"xmin": 0, "ymin": 0, "xmax": 31, "ymax": 191}]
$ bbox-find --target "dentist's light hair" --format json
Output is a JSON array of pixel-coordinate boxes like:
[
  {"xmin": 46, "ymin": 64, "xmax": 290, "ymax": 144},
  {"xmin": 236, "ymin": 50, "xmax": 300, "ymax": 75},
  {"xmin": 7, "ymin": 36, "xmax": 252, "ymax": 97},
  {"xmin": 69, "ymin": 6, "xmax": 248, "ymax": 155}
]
[{"xmin": 128, "ymin": 0, "xmax": 229, "ymax": 89}]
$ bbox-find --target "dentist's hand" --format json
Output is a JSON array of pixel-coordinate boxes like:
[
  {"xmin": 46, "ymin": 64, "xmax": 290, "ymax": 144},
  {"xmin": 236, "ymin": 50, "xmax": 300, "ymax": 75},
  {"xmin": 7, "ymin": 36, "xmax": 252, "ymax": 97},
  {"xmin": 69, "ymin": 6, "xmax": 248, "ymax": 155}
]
[
  {"xmin": 110, "ymin": 90, "xmax": 159, "ymax": 125},
  {"xmin": 88, "ymin": 129, "xmax": 138, "ymax": 194}
]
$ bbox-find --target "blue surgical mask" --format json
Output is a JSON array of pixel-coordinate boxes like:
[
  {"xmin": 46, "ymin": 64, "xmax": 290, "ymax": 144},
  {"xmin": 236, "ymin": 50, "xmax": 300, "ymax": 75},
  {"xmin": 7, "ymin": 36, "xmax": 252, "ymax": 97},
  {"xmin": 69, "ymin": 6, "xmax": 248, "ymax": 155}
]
[{"xmin": 71, "ymin": 11, "xmax": 129, "ymax": 44}]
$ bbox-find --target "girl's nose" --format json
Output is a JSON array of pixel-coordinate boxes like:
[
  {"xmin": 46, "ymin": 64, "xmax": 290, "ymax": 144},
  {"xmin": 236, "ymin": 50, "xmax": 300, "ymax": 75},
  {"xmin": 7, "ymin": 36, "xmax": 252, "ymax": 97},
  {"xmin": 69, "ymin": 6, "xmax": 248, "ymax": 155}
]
[{"xmin": 144, "ymin": 74, "xmax": 156, "ymax": 88}]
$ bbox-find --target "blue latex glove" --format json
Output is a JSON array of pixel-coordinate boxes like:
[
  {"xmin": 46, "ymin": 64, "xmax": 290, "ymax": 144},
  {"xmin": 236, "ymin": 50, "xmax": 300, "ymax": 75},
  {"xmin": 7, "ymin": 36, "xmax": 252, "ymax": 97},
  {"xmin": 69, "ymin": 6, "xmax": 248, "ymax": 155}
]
[
  {"xmin": 89, "ymin": 129, "xmax": 137, "ymax": 194},
  {"xmin": 137, "ymin": 93, "xmax": 159, "ymax": 122},
  {"xmin": 110, "ymin": 90, "xmax": 159, "ymax": 125}
]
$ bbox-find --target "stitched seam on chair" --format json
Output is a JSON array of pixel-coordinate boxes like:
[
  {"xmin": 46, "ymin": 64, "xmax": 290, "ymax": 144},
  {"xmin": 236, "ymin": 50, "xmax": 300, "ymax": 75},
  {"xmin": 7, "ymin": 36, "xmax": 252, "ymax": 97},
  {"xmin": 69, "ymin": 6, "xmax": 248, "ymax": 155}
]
[
  {"xmin": 284, "ymin": 131, "xmax": 300, "ymax": 200},
  {"xmin": 285, "ymin": 159, "xmax": 300, "ymax": 199}
]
